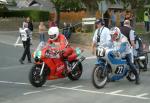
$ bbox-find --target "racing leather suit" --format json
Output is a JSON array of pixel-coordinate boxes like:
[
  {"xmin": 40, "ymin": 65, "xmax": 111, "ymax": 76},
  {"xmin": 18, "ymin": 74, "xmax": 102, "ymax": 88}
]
[
  {"xmin": 112, "ymin": 33, "xmax": 140, "ymax": 84},
  {"xmin": 47, "ymin": 34, "xmax": 78, "ymax": 62}
]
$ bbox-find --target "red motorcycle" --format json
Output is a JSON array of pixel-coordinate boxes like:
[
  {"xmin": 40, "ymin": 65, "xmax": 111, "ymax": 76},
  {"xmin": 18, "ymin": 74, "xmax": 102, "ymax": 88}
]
[{"xmin": 29, "ymin": 42, "xmax": 85, "ymax": 87}]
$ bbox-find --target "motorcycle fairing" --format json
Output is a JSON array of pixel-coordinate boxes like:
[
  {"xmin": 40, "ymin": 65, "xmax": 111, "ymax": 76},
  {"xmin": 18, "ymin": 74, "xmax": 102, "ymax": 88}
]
[
  {"xmin": 110, "ymin": 67, "xmax": 128, "ymax": 81},
  {"xmin": 107, "ymin": 51, "xmax": 127, "ymax": 64}
]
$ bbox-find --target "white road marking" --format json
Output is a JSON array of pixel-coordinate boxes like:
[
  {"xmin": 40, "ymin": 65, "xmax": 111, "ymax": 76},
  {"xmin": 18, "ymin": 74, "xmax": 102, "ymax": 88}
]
[
  {"xmin": 23, "ymin": 91, "xmax": 41, "ymax": 95},
  {"xmin": 0, "ymin": 81, "xmax": 149, "ymax": 100},
  {"xmin": 108, "ymin": 93, "xmax": 150, "ymax": 100},
  {"xmin": 136, "ymin": 93, "xmax": 149, "ymax": 97},
  {"xmin": 107, "ymin": 90, "xmax": 123, "ymax": 94},
  {"xmin": 51, "ymin": 85, "xmax": 150, "ymax": 100},
  {"xmin": 44, "ymin": 87, "xmax": 57, "ymax": 91},
  {"xmin": 51, "ymin": 85, "xmax": 103, "ymax": 94},
  {"xmin": 70, "ymin": 85, "xmax": 84, "ymax": 89},
  {"xmin": 24, "ymin": 88, "xmax": 57, "ymax": 95}
]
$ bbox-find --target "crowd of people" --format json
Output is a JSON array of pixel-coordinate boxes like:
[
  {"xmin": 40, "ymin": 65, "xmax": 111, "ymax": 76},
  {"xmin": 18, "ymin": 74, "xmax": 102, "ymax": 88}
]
[{"xmin": 103, "ymin": 9, "xmax": 136, "ymax": 29}]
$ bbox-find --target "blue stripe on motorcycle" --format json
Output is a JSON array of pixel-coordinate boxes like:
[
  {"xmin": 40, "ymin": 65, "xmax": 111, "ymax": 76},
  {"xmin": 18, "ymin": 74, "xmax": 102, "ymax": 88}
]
[{"xmin": 108, "ymin": 51, "xmax": 127, "ymax": 64}]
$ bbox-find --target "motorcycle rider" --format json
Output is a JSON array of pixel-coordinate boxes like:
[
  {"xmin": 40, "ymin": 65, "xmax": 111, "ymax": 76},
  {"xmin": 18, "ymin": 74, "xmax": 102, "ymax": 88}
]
[
  {"xmin": 110, "ymin": 27, "xmax": 140, "ymax": 85},
  {"xmin": 47, "ymin": 26, "xmax": 81, "ymax": 64},
  {"xmin": 92, "ymin": 18, "xmax": 112, "ymax": 55}
]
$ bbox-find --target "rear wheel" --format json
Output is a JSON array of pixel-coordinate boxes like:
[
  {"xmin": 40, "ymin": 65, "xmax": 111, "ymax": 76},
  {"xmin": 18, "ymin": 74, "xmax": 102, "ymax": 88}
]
[
  {"xmin": 137, "ymin": 53, "xmax": 148, "ymax": 71},
  {"xmin": 29, "ymin": 65, "xmax": 47, "ymax": 87},
  {"xmin": 142, "ymin": 53, "xmax": 148, "ymax": 71},
  {"xmin": 92, "ymin": 65, "xmax": 108, "ymax": 89}
]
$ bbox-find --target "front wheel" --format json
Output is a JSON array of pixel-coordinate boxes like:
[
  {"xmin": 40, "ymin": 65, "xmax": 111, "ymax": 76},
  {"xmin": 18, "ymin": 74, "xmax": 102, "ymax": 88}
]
[
  {"xmin": 68, "ymin": 61, "xmax": 83, "ymax": 81},
  {"xmin": 92, "ymin": 65, "xmax": 108, "ymax": 89},
  {"xmin": 29, "ymin": 65, "xmax": 47, "ymax": 87},
  {"xmin": 126, "ymin": 65, "xmax": 140, "ymax": 81}
]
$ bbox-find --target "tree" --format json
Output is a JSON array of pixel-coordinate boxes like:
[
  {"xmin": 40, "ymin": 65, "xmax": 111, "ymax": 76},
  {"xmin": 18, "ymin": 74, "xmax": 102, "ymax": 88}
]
[
  {"xmin": 121, "ymin": 0, "xmax": 144, "ymax": 9},
  {"xmin": 81, "ymin": 0, "xmax": 100, "ymax": 16},
  {"xmin": 50, "ymin": 0, "xmax": 83, "ymax": 27}
]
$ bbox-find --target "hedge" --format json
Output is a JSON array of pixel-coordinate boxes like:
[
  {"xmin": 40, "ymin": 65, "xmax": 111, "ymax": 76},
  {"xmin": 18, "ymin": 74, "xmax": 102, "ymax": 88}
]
[{"xmin": 0, "ymin": 10, "xmax": 50, "ymax": 21}]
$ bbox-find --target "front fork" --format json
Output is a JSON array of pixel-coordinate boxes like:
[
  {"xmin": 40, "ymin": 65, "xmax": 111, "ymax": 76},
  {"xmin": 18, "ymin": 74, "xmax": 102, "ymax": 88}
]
[
  {"xmin": 40, "ymin": 62, "xmax": 45, "ymax": 76},
  {"xmin": 96, "ymin": 59, "xmax": 108, "ymax": 77}
]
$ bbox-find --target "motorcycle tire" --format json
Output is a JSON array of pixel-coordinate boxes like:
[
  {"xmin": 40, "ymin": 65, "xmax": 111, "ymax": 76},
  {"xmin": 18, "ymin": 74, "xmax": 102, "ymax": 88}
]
[
  {"xmin": 29, "ymin": 65, "xmax": 47, "ymax": 87},
  {"xmin": 126, "ymin": 66, "xmax": 140, "ymax": 81},
  {"xmin": 141, "ymin": 53, "xmax": 148, "ymax": 71},
  {"xmin": 92, "ymin": 65, "xmax": 108, "ymax": 89},
  {"xmin": 68, "ymin": 61, "xmax": 83, "ymax": 81}
]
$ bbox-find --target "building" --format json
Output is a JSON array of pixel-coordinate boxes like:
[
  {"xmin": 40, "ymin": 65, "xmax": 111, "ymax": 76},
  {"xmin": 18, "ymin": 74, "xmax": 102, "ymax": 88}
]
[{"xmin": 6, "ymin": 0, "xmax": 55, "ymax": 12}]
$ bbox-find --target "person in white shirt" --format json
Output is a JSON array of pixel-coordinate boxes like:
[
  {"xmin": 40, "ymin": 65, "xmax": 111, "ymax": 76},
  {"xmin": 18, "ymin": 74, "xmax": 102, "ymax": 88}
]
[
  {"xmin": 19, "ymin": 23, "xmax": 32, "ymax": 64},
  {"xmin": 92, "ymin": 18, "xmax": 111, "ymax": 55}
]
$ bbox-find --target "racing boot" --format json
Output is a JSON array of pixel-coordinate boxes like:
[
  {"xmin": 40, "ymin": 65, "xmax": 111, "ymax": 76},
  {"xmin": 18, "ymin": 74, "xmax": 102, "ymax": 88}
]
[
  {"xmin": 132, "ymin": 69, "xmax": 140, "ymax": 85},
  {"xmin": 135, "ymin": 74, "xmax": 140, "ymax": 85}
]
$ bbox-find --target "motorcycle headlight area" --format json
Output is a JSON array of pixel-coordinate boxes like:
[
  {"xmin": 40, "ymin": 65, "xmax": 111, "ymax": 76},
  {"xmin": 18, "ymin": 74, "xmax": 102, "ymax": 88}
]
[
  {"xmin": 34, "ymin": 51, "xmax": 42, "ymax": 59},
  {"xmin": 96, "ymin": 48, "xmax": 105, "ymax": 57}
]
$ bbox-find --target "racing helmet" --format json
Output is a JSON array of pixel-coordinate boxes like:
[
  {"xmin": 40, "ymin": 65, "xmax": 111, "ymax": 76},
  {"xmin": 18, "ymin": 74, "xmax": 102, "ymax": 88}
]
[
  {"xmin": 48, "ymin": 27, "xmax": 59, "ymax": 40},
  {"xmin": 110, "ymin": 27, "xmax": 121, "ymax": 41}
]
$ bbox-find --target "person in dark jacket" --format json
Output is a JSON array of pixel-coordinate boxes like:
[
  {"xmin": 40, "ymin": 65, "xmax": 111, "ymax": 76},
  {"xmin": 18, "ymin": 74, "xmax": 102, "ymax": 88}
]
[{"xmin": 26, "ymin": 17, "xmax": 33, "ymax": 44}]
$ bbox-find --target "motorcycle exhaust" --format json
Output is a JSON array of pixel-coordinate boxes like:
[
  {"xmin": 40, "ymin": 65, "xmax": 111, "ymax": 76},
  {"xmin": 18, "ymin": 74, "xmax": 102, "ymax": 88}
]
[{"xmin": 138, "ymin": 56, "xmax": 146, "ymax": 60}]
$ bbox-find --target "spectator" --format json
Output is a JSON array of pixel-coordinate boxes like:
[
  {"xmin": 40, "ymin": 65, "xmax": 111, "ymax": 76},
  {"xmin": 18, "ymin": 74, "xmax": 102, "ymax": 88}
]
[
  {"xmin": 120, "ymin": 10, "xmax": 125, "ymax": 27},
  {"xmin": 111, "ymin": 10, "xmax": 116, "ymax": 27},
  {"xmin": 125, "ymin": 10, "xmax": 131, "ymax": 20},
  {"xmin": 103, "ymin": 10, "xmax": 110, "ymax": 28},
  {"xmin": 19, "ymin": 23, "xmax": 32, "ymax": 64},
  {"xmin": 49, "ymin": 21, "xmax": 57, "ymax": 28},
  {"xmin": 125, "ymin": 10, "xmax": 135, "ymax": 28},
  {"xmin": 92, "ymin": 18, "xmax": 111, "ymax": 55},
  {"xmin": 38, "ymin": 21, "xmax": 46, "ymax": 42},
  {"xmin": 62, "ymin": 22, "xmax": 70, "ymax": 39},
  {"xmin": 67, "ymin": 23, "xmax": 72, "ymax": 39},
  {"xmin": 144, "ymin": 9, "xmax": 150, "ymax": 32},
  {"xmin": 26, "ymin": 17, "xmax": 33, "ymax": 44}
]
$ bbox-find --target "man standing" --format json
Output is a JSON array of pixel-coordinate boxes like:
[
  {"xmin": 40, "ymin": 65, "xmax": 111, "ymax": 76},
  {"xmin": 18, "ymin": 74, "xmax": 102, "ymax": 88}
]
[
  {"xmin": 26, "ymin": 17, "xmax": 33, "ymax": 44},
  {"xmin": 19, "ymin": 23, "xmax": 32, "ymax": 64},
  {"xmin": 144, "ymin": 9, "xmax": 150, "ymax": 32},
  {"xmin": 92, "ymin": 18, "xmax": 111, "ymax": 55},
  {"xmin": 120, "ymin": 20, "xmax": 135, "ymax": 48}
]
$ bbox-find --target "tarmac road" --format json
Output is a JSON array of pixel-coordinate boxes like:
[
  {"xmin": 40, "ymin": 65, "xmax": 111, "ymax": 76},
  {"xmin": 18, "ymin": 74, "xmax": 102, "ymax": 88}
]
[{"xmin": 0, "ymin": 32, "xmax": 150, "ymax": 103}]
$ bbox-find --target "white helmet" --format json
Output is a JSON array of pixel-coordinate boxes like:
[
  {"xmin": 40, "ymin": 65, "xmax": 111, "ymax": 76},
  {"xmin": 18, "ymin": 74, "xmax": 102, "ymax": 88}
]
[
  {"xmin": 110, "ymin": 27, "xmax": 121, "ymax": 41},
  {"xmin": 48, "ymin": 27, "xmax": 59, "ymax": 40}
]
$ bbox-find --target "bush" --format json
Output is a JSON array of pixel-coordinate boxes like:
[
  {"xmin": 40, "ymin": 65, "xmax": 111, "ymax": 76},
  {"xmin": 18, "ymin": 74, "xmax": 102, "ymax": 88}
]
[
  {"xmin": 136, "ymin": 9, "xmax": 144, "ymax": 22},
  {"xmin": 0, "ymin": 4, "xmax": 8, "ymax": 12},
  {"xmin": 0, "ymin": 10, "xmax": 50, "ymax": 21}
]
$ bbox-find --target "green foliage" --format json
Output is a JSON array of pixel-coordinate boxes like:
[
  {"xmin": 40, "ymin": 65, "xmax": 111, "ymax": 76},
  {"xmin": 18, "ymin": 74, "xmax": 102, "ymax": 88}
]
[
  {"xmin": 12, "ymin": 0, "xmax": 17, "ymax": 6},
  {"xmin": 0, "ymin": 10, "xmax": 50, "ymax": 21},
  {"xmin": 136, "ymin": 8, "xmax": 144, "ymax": 22},
  {"xmin": 0, "ymin": 4, "xmax": 8, "ymax": 11}
]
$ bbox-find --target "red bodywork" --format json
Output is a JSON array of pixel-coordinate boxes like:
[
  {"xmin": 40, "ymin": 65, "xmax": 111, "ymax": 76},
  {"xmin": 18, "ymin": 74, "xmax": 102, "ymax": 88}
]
[{"xmin": 33, "ymin": 45, "xmax": 75, "ymax": 80}]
